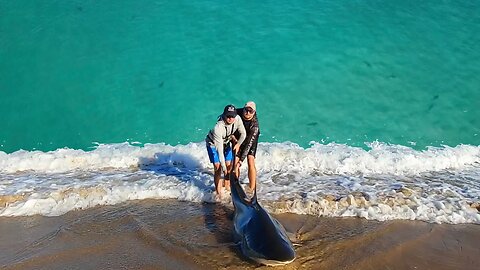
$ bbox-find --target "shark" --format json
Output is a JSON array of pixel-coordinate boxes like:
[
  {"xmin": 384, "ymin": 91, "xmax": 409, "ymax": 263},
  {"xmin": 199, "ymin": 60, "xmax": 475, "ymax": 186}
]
[{"xmin": 228, "ymin": 169, "xmax": 296, "ymax": 266}]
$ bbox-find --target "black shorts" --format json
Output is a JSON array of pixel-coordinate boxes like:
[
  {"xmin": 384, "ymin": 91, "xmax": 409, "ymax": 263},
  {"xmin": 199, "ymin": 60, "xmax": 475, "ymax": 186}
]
[{"xmin": 239, "ymin": 139, "xmax": 258, "ymax": 158}]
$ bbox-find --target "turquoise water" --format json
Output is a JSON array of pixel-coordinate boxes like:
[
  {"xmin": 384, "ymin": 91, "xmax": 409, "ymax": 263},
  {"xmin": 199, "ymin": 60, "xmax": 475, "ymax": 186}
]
[{"xmin": 1, "ymin": 0, "xmax": 479, "ymax": 153}]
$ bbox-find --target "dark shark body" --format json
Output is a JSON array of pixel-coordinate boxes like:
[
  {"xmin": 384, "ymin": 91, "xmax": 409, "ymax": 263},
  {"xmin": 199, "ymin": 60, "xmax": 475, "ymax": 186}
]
[{"xmin": 229, "ymin": 171, "xmax": 296, "ymax": 266}]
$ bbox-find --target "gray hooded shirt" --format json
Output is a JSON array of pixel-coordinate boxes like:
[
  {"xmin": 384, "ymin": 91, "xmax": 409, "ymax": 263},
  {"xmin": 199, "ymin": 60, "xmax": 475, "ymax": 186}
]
[{"xmin": 206, "ymin": 115, "xmax": 246, "ymax": 172}]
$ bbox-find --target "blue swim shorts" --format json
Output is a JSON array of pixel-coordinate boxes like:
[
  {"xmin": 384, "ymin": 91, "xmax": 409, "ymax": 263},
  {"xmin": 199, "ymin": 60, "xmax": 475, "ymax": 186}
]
[{"xmin": 206, "ymin": 143, "xmax": 233, "ymax": 164}]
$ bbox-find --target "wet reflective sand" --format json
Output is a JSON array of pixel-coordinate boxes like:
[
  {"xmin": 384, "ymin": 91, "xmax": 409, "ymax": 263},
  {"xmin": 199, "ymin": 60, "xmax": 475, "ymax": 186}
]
[{"xmin": 1, "ymin": 199, "xmax": 479, "ymax": 270}]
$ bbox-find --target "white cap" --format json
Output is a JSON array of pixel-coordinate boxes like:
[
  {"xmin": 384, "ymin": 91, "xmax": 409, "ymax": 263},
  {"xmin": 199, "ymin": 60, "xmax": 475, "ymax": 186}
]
[{"xmin": 244, "ymin": 101, "xmax": 256, "ymax": 111}]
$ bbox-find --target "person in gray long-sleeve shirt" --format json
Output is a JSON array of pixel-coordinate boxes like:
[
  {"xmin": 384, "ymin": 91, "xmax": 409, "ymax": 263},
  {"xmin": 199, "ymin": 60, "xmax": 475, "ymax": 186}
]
[{"xmin": 206, "ymin": 104, "xmax": 246, "ymax": 196}]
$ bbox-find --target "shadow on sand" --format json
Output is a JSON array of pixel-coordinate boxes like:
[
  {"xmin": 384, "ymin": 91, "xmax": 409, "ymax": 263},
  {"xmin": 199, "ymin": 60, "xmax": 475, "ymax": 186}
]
[{"xmin": 138, "ymin": 152, "xmax": 248, "ymax": 263}]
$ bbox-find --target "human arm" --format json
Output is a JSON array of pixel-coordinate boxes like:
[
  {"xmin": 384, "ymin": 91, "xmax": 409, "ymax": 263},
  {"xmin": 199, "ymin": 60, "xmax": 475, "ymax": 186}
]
[
  {"xmin": 239, "ymin": 125, "xmax": 259, "ymax": 162},
  {"xmin": 212, "ymin": 124, "xmax": 228, "ymax": 173},
  {"xmin": 231, "ymin": 117, "xmax": 245, "ymax": 155},
  {"xmin": 235, "ymin": 116, "xmax": 247, "ymax": 146}
]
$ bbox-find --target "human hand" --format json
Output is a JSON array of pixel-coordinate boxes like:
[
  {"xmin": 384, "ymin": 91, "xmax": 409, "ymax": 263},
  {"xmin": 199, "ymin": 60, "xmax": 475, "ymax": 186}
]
[
  {"xmin": 229, "ymin": 135, "xmax": 238, "ymax": 144},
  {"xmin": 233, "ymin": 144, "xmax": 240, "ymax": 154}
]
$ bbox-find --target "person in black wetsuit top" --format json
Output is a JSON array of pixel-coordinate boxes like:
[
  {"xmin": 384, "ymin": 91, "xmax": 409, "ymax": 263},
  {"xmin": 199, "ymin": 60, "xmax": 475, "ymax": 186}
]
[{"xmin": 233, "ymin": 101, "xmax": 260, "ymax": 197}]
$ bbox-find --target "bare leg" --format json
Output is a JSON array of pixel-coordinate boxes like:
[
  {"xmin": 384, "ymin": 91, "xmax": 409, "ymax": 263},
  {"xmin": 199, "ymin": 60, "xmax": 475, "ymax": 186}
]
[
  {"xmin": 234, "ymin": 158, "xmax": 241, "ymax": 178},
  {"xmin": 247, "ymin": 155, "xmax": 256, "ymax": 190},
  {"xmin": 213, "ymin": 163, "xmax": 223, "ymax": 195},
  {"xmin": 224, "ymin": 161, "xmax": 231, "ymax": 191}
]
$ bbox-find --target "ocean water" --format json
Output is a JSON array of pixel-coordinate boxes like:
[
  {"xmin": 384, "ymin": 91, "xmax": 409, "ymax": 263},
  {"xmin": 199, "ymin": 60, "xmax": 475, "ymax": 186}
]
[{"xmin": 0, "ymin": 1, "xmax": 479, "ymax": 223}]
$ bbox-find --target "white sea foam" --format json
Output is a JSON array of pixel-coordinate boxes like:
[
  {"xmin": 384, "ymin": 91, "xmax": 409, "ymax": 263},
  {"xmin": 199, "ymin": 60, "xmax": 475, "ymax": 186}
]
[
  {"xmin": 1, "ymin": 142, "xmax": 479, "ymax": 224},
  {"xmin": 1, "ymin": 141, "xmax": 478, "ymax": 175}
]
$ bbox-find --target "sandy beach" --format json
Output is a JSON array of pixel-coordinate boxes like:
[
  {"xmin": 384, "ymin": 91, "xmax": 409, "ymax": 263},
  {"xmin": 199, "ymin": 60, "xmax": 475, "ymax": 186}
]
[{"xmin": 1, "ymin": 199, "xmax": 479, "ymax": 270}]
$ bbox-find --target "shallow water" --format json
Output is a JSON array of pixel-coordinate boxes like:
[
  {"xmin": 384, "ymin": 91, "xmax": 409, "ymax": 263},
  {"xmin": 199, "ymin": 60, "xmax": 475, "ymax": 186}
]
[{"xmin": 1, "ymin": 142, "xmax": 479, "ymax": 224}]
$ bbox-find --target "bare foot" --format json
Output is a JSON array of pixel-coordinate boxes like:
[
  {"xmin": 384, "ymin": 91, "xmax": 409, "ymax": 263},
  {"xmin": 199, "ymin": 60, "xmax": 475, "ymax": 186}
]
[
  {"xmin": 215, "ymin": 187, "xmax": 223, "ymax": 199},
  {"xmin": 224, "ymin": 180, "xmax": 231, "ymax": 191}
]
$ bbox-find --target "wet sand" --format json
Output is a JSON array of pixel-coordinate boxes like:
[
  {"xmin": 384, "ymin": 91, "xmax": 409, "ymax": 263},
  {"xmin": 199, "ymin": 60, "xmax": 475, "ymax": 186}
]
[{"xmin": 1, "ymin": 199, "xmax": 479, "ymax": 270}]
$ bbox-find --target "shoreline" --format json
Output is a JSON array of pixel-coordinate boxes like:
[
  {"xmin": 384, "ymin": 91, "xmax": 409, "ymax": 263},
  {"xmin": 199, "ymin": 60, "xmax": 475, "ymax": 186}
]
[{"xmin": 1, "ymin": 199, "xmax": 479, "ymax": 270}]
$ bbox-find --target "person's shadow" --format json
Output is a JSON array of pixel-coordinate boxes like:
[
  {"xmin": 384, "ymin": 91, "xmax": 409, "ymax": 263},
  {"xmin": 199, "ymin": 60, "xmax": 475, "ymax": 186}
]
[
  {"xmin": 138, "ymin": 152, "xmax": 243, "ymax": 259},
  {"xmin": 138, "ymin": 152, "xmax": 211, "ymax": 191}
]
